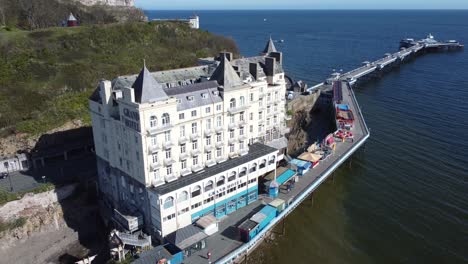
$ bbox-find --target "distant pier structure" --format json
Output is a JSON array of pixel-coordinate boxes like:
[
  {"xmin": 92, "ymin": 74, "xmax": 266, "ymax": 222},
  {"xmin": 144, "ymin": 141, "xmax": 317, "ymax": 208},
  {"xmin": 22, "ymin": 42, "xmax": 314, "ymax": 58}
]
[{"xmin": 152, "ymin": 15, "xmax": 200, "ymax": 29}]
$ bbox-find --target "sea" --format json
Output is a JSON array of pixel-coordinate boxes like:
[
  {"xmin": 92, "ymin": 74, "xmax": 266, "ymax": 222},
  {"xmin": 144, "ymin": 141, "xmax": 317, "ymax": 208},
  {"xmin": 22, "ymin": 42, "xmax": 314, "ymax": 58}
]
[{"xmin": 145, "ymin": 10, "xmax": 468, "ymax": 264}]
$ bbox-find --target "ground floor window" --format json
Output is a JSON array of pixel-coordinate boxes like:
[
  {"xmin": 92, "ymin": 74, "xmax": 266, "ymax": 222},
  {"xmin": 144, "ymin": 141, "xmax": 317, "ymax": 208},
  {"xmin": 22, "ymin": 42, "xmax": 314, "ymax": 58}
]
[{"xmin": 248, "ymin": 191, "xmax": 257, "ymax": 203}]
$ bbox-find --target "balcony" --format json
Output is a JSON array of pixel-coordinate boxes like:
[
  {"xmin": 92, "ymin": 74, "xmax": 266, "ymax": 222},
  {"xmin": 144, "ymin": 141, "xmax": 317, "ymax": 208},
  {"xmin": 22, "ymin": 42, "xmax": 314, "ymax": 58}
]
[
  {"xmin": 179, "ymin": 152, "xmax": 189, "ymax": 161},
  {"xmin": 165, "ymin": 174, "xmax": 177, "ymax": 183},
  {"xmin": 191, "ymin": 149, "xmax": 201, "ymax": 157},
  {"xmin": 238, "ymin": 135, "xmax": 247, "ymax": 142},
  {"xmin": 147, "ymin": 144, "xmax": 160, "ymax": 154},
  {"xmin": 238, "ymin": 120, "xmax": 247, "ymax": 128},
  {"xmin": 163, "ymin": 141, "xmax": 174, "ymax": 150},
  {"xmin": 206, "ymin": 160, "xmax": 217, "ymax": 168},
  {"xmin": 164, "ymin": 158, "xmax": 176, "ymax": 166},
  {"xmin": 216, "ymin": 156, "xmax": 228, "ymax": 163},
  {"xmin": 204, "ymin": 129, "xmax": 214, "ymax": 137},
  {"xmin": 181, "ymin": 169, "xmax": 192, "ymax": 177},
  {"xmin": 147, "ymin": 124, "xmax": 174, "ymax": 135},
  {"xmin": 204, "ymin": 145, "xmax": 215, "ymax": 152},
  {"xmin": 229, "ymin": 152, "xmax": 239, "ymax": 159},
  {"xmin": 228, "ymin": 105, "xmax": 249, "ymax": 114},
  {"xmin": 215, "ymin": 142, "xmax": 224, "ymax": 149},
  {"xmin": 151, "ymin": 178, "xmax": 165, "ymax": 187},
  {"xmin": 215, "ymin": 126, "xmax": 223, "ymax": 133},
  {"xmin": 190, "ymin": 133, "xmax": 200, "ymax": 141},
  {"xmin": 238, "ymin": 149, "xmax": 249, "ymax": 156},
  {"xmin": 178, "ymin": 136, "xmax": 188, "ymax": 145},
  {"xmin": 228, "ymin": 123, "xmax": 237, "ymax": 130},
  {"xmin": 150, "ymin": 162, "xmax": 161, "ymax": 170},
  {"xmin": 228, "ymin": 138, "xmax": 237, "ymax": 145},
  {"xmin": 192, "ymin": 165, "xmax": 204, "ymax": 173}
]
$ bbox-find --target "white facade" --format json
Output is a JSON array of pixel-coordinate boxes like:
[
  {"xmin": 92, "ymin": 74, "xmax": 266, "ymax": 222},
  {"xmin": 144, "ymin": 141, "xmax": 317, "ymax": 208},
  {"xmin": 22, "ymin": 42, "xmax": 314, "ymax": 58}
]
[{"xmin": 90, "ymin": 43, "xmax": 288, "ymax": 238}]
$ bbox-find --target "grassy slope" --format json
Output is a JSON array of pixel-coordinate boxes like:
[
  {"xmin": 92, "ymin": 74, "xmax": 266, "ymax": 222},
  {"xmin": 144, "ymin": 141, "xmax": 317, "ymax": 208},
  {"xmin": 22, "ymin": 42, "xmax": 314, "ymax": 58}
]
[{"xmin": 0, "ymin": 22, "xmax": 238, "ymax": 136}]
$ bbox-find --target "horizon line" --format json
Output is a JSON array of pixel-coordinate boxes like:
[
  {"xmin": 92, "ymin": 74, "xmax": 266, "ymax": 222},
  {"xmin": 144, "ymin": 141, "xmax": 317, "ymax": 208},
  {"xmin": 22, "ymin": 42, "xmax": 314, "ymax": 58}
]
[{"xmin": 140, "ymin": 8, "xmax": 468, "ymax": 11}]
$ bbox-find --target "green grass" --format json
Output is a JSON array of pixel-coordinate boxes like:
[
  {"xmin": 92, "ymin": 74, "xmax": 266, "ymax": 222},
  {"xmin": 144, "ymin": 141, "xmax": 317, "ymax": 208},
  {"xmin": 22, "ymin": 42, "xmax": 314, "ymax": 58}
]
[
  {"xmin": 0, "ymin": 183, "xmax": 55, "ymax": 206},
  {"xmin": 0, "ymin": 22, "xmax": 238, "ymax": 136},
  {"xmin": 0, "ymin": 217, "xmax": 27, "ymax": 233}
]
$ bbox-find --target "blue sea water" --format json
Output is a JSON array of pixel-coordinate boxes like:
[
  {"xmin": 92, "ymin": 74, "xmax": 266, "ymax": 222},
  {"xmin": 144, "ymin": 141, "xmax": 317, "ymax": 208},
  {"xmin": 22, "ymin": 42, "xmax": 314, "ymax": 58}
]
[{"xmin": 145, "ymin": 10, "xmax": 468, "ymax": 264}]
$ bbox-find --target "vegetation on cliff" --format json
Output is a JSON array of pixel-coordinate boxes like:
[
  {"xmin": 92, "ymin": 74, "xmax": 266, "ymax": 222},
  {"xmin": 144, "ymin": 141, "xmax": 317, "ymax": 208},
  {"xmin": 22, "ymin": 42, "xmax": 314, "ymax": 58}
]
[{"xmin": 0, "ymin": 22, "xmax": 239, "ymax": 136}]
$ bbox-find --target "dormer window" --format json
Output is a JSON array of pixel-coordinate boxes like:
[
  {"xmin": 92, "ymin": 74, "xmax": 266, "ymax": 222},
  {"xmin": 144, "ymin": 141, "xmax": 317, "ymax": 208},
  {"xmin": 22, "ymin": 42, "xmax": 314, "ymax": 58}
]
[
  {"xmin": 187, "ymin": 96, "xmax": 194, "ymax": 101},
  {"xmin": 212, "ymin": 91, "xmax": 219, "ymax": 96},
  {"xmin": 201, "ymin": 93, "xmax": 208, "ymax": 99},
  {"xmin": 176, "ymin": 99, "xmax": 181, "ymax": 104}
]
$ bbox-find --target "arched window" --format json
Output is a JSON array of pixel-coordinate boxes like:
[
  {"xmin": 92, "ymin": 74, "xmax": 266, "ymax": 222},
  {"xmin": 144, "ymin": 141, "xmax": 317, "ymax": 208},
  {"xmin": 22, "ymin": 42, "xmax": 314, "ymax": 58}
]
[
  {"xmin": 178, "ymin": 191, "xmax": 189, "ymax": 202},
  {"xmin": 205, "ymin": 181, "xmax": 214, "ymax": 192},
  {"xmin": 228, "ymin": 171, "xmax": 236, "ymax": 182},
  {"xmin": 191, "ymin": 185, "xmax": 201, "ymax": 197},
  {"xmin": 150, "ymin": 115, "xmax": 157, "ymax": 128},
  {"xmin": 217, "ymin": 176, "xmax": 225, "ymax": 187},
  {"xmin": 269, "ymin": 155, "xmax": 276, "ymax": 165},
  {"xmin": 249, "ymin": 163, "xmax": 257, "ymax": 173},
  {"xmin": 163, "ymin": 196, "xmax": 174, "ymax": 209},
  {"xmin": 161, "ymin": 113, "xmax": 170, "ymax": 126},
  {"xmin": 239, "ymin": 167, "xmax": 247, "ymax": 177},
  {"xmin": 240, "ymin": 96, "xmax": 245, "ymax": 106},
  {"xmin": 260, "ymin": 159, "xmax": 267, "ymax": 169},
  {"xmin": 230, "ymin": 98, "xmax": 236, "ymax": 109}
]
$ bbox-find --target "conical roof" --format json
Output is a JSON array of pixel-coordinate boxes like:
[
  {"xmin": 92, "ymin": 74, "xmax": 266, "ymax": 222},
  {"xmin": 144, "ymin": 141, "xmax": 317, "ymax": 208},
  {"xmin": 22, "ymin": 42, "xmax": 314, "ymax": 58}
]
[
  {"xmin": 132, "ymin": 65, "xmax": 168, "ymax": 103},
  {"xmin": 210, "ymin": 55, "xmax": 243, "ymax": 89},
  {"xmin": 262, "ymin": 36, "xmax": 277, "ymax": 54},
  {"xmin": 68, "ymin": 13, "xmax": 77, "ymax": 21}
]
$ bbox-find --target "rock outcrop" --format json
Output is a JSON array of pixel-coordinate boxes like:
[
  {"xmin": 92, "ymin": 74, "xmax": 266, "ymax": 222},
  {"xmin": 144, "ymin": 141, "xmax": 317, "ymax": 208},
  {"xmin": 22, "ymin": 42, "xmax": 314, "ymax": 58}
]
[{"xmin": 75, "ymin": 0, "xmax": 134, "ymax": 6}]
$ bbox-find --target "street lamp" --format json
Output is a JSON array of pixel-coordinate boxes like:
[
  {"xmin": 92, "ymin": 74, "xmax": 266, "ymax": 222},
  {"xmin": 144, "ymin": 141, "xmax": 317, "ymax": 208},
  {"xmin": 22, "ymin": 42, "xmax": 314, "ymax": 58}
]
[{"xmin": 4, "ymin": 162, "xmax": 13, "ymax": 192}]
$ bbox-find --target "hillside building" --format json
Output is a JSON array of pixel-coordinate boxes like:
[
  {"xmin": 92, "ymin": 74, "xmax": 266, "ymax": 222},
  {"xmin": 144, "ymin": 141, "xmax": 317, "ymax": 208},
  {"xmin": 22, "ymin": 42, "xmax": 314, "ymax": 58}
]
[{"xmin": 89, "ymin": 38, "xmax": 289, "ymax": 240}]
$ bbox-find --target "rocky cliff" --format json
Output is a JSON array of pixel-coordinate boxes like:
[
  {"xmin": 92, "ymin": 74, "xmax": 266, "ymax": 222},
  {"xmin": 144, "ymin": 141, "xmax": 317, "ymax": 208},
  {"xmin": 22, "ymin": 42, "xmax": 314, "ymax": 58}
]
[{"xmin": 76, "ymin": 0, "xmax": 134, "ymax": 6}]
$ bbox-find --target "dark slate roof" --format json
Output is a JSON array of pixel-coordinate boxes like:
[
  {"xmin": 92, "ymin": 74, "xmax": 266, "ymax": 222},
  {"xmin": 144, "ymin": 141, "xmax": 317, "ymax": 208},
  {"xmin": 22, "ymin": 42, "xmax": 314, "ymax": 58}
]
[
  {"xmin": 263, "ymin": 36, "xmax": 277, "ymax": 54},
  {"xmin": 166, "ymin": 225, "xmax": 207, "ymax": 249},
  {"xmin": 210, "ymin": 55, "xmax": 243, "ymax": 89},
  {"xmin": 132, "ymin": 65, "xmax": 169, "ymax": 103},
  {"xmin": 164, "ymin": 81, "xmax": 219, "ymax": 96},
  {"xmin": 153, "ymin": 143, "xmax": 278, "ymax": 195},
  {"xmin": 89, "ymin": 86, "xmax": 101, "ymax": 103},
  {"xmin": 133, "ymin": 244, "xmax": 178, "ymax": 264}
]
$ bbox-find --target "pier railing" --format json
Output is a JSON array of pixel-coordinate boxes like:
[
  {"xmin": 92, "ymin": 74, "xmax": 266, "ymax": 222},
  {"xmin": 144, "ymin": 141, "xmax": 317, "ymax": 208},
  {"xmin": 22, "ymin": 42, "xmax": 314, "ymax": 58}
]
[{"xmin": 216, "ymin": 85, "xmax": 370, "ymax": 264}]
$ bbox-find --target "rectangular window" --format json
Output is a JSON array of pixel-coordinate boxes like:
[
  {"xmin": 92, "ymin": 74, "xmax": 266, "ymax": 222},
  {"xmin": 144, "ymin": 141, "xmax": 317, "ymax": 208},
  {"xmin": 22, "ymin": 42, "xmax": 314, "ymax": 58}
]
[
  {"xmin": 259, "ymin": 112, "xmax": 262, "ymax": 119},
  {"xmin": 217, "ymin": 149, "xmax": 222, "ymax": 157},
  {"xmin": 206, "ymin": 137, "xmax": 211, "ymax": 146},
  {"xmin": 192, "ymin": 123, "xmax": 197, "ymax": 134},
  {"xmin": 240, "ymin": 128, "xmax": 244, "ymax": 136},
  {"xmin": 259, "ymin": 98, "xmax": 263, "ymax": 107},
  {"xmin": 206, "ymin": 119, "xmax": 212, "ymax": 130},
  {"xmin": 207, "ymin": 152, "xmax": 212, "ymax": 161},
  {"xmin": 230, "ymin": 115, "xmax": 235, "ymax": 124},
  {"xmin": 179, "ymin": 113, "xmax": 185, "ymax": 120},
  {"xmin": 216, "ymin": 116, "xmax": 222, "ymax": 127},
  {"xmin": 230, "ymin": 131, "xmax": 235, "ymax": 139},
  {"xmin": 230, "ymin": 144, "xmax": 235, "ymax": 153},
  {"xmin": 191, "ymin": 110, "xmax": 197, "ymax": 117},
  {"xmin": 205, "ymin": 107, "xmax": 211, "ymax": 114},
  {"xmin": 240, "ymin": 141, "xmax": 245, "ymax": 150},
  {"xmin": 192, "ymin": 140, "xmax": 198, "ymax": 150},
  {"xmin": 250, "ymin": 125, "xmax": 253, "ymax": 133},
  {"xmin": 151, "ymin": 136, "xmax": 157, "ymax": 146},
  {"xmin": 136, "ymin": 151, "xmax": 140, "ymax": 161},
  {"xmin": 216, "ymin": 104, "xmax": 222, "ymax": 111},
  {"xmin": 240, "ymin": 113, "xmax": 245, "ymax": 121},
  {"xmin": 250, "ymin": 93, "xmax": 254, "ymax": 101},
  {"xmin": 275, "ymin": 91, "xmax": 279, "ymax": 100},
  {"xmin": 267, "ymin": 93, "xmax": 271, "ymax": 101},
  {"xmin": 250, "ymin": 113, "xmax": 253, "ymax": 120},
  {"xmin": 217, "ymin": 134, "xmax": 222, "ymax": 142},
  {"xmin": 180, "ymin": 126, "xmax": 185, "ymax": 138},
  {"xmin": 193, "ymin": 156, "xmax": 198, "ymax": 166},
  {"xmin": 165, "ymin": 150, "xmax": 171, "ymax": 159},
  {"xmin": 180, "ymin": 144, "xmax": 186, "ymax": 154},
  {"xmin": 167, "ymin": 166, "xmax": 172, "ymax": 175},
  {"xmin": 181, "ymin": 160, "xmax": 187, "ymax": 169},
  {"xmin": 164, "ymin": 131, "xmax": 171, "ymax": 141}
]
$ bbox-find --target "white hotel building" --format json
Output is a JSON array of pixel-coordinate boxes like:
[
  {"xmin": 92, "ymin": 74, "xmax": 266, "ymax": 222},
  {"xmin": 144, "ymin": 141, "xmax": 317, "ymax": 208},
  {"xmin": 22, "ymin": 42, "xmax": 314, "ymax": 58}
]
[{"xmin": 89, "ymin": 39, "xmax": 289, "ymax": 239}]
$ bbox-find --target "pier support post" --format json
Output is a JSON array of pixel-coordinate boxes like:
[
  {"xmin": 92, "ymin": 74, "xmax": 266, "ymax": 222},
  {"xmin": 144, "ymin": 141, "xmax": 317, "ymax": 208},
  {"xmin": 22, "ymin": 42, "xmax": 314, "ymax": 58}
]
[{"xmin": 281, "ymin": 218, "xmax": 286, "ymax": 235}]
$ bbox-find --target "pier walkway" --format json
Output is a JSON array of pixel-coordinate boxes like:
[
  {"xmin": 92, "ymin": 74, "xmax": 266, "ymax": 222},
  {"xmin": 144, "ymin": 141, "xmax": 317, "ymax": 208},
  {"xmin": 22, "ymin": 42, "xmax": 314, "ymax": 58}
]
[{"xmin": 183, "ymin": 35, "xmax": 462, "ymax": 264}]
